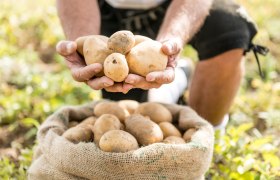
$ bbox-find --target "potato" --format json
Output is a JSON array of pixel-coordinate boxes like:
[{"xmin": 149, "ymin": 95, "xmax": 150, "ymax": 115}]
[
  {"xmin": 120, "ymin": 122, "xmax": 125, "ymax": 130},
  {"xmin": 134, "ymin": 35, "xmax": 152, "ymax": 46},
  {"xmin": 163, "ymin": 136, "xmax": 186, "ymax": 144},
  {"xmin": 126, "ymin": 40, "xmax": 168, "ymax": 76},
  {"xmin": 68, "ymin": 121, "xmax": 79, "ymax": 128},
  {"xmin": 78, "ymin": 116, "xmax": 97, "ymax": 128},
  {"xmin": 135, "ymin": 102, "xmax": 172, "ymax": 123},
  {"xmin": 125, "ymin": 114, "xmax": 163, "ymax": 146},
  {"xmin": 63, "ymin": 126, "xmax": 93, "ymax": 144},
  {"xmin": 183, "ymin": 128, "xmax": 197, "ymax": 142},
  {"xmin": 118, "ymin": 100, "xmax": 139, "ymax": 114},
  {"xmin": 107, "ymin": 30, "xmax": 135, "ymax": 54},
  {"xmin": 178, "ymin": 107, "xmax": 203, "ymax": 131},
  {"xmin": 159, "ymin": 122, "xmax": 182, "ymax": 138},
  {"xmin": 75, "ymin": 35, "xmax": 108, "ymax": 55},
  {"xmin": 99, "ymin": 130, "xmax": 139, "ymax": 153},
  {"xmin": 104, "ymin": 53, "xmax": 129, "ymax": 82},
  {"xmin": 94, "ymin": 101, "xmax": 127, "ymax": 122},
  {"xmin": 92, "ymin": 114, "xmax": 122, "ymax": 145},
  {"xmin": 83, "ymin": 36, "xmax": 112, "ymax": 76}
]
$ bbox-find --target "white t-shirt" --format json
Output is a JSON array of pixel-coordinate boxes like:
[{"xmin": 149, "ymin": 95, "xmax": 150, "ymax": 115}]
[{"xmin": 105, "ymin": 0, "xmax": 166, "ymax": 10}]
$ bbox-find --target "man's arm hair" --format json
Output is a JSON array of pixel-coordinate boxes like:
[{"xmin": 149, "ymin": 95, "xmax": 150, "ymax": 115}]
[
  {"xmin": 56, "ymin": 0, "xmax": 101, "ymax": 40},
  {"xmin": 157, "ymin": 0, "xmax": 213, "ymax": 45}
]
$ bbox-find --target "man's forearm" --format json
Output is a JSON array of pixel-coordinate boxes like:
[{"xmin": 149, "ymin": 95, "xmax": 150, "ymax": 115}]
[
  {"xmin": 57, "ymin": 0, "xmax": 100, "ymax": 40},
  {"xmin": 157, "ymin": 0, "xmax": 213, "ymax": 46}
]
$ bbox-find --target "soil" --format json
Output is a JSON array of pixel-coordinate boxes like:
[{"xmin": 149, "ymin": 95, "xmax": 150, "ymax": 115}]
[{"xmin": 0, "ymin": 124, "xmax": 34, "ymax": 161}]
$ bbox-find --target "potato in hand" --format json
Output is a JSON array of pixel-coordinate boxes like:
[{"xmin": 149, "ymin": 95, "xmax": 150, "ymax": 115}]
[{"xmin": 104, "ymin": 53, "xmax": 129, "ymax": 82}]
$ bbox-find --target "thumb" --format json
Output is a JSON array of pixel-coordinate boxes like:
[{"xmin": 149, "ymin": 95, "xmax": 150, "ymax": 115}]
[
  {"xmin": 161, "ymin": 39, "xmax": 182, "ymax": 56},
  {"xmin": 56, "ymin": 41, "xmax": 77, "ymax": 56}
]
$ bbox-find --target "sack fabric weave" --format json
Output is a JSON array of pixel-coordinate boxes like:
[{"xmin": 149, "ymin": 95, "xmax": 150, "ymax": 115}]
[{"xmin": 28, "ymin": 101, "xmax": 214, "ymax": 180}]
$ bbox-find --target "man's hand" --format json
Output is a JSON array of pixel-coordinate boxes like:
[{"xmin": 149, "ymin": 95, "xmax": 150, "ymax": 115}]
[
  {"xmin": 56, "ymin": 40, "xmax": 128, "ymax": 91},
  {"xmin": 124, "ymin": 38, "xmax": 182, "ymax": 89},
  {"xmin": 56, "ymin": 38, "xmax": 181, "ymax": 93}
]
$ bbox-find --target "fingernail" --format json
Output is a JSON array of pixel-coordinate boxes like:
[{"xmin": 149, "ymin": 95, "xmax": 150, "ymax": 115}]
[
  {"xmin": 166, "ymin": 43, "xmax": 173, "ymax": 52},
  {"xmin": 66, "ymin": 43, "xmax": 74, "ymax": 54},
  {"xmin": 104, "ymin": 82, "xmax": 113, "ymax": 87},
  {"xmin": 126, "ymin": 79, "xmax": 134, "ymax": 84},
  {"xmin": 94, "ymin": 66, "xmax": 102, "ymax": 73},
  {"xmin": 147, "ymin": 76, "xmax": 155, "ymax": 82}
]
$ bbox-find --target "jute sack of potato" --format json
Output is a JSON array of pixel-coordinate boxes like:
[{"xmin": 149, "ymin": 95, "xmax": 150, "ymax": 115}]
[{"xmin": 28, "ymin": 100, "xmax": 214, "ymax": 180}]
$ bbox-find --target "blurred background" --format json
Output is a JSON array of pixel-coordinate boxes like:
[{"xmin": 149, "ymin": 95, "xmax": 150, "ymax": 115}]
[{"xmin": 0, "ymin": 0, "xmax": 279, "ymax": 179}]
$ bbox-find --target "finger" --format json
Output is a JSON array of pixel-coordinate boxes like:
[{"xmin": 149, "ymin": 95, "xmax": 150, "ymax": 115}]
[
  {"xmin": 71, "ymin": 63, "xmax": 103, "ymax": 82},
  {"xmin": 104, "ymin": 83, "xmax": 125, "ymax": 93},
  {"xmin": 146, "ymin": 67, "xmax": 175, "ymax": 84},
  {"xmin": 122, "ymin": 84, "xmax": 134, "ymax": 94},
  {"xmin": 87, "ymin": 76, "xmax": 114, "ymax": 90},
  {"xmin": 56, "ymin": 41, "xmax": 77, "ymax": 56},
  {"xmin": 161, "ymin": 39, "xmax": 182, "ymax": 56},
  {"xmin": 125, "ymin": 74, "xmax": 161, "ymax": 90},
  {"xmin": 167, "ymin": 55, "xmax": 177, "ymax": 68}
]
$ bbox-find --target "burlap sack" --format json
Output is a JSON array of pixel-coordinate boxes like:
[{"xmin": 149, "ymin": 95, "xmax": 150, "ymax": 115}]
[{"xmin": 28, "ymin": 101, "xmax": 214, "ymax": 180}]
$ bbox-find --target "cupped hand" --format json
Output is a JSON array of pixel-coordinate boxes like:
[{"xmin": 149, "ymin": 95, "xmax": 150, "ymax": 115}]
[
  {"xmin": 124, "ymin": 38, "xmax": 182, "ymax": 90},
  {"xmin": 56, "ymin": 40, "xmax": 129, "ymax": 92}
]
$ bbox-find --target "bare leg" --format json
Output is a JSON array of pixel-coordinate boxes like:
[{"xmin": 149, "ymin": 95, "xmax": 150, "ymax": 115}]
[{"xmin": 189, "ymin": 49, "xmax": 245, "ymax": 126}]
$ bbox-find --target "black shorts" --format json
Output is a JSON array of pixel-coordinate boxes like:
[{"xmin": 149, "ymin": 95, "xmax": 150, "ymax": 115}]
[{"xmin": 98, "ymin": 0, "xmax": 257, "ymax": 101}]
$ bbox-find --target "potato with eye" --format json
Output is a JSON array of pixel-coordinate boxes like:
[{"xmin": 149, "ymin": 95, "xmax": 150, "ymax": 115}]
[
  {"xmin": 83, "ymin": 36, "xmax": 112, "ymax": 76},
  {"xmin": 104, "ymin": 53, "xmax": 129, "ymax": 82},
  {"xmin": 75, "ymin": 35, "xmax": 108, "ymax": 55},
  {"xmin": 107, "ymin": 30, "xmax": 135, "ymax": 54},
  {"xmin": 99, "ymin": 130, "xmax": 139, "ymax": 153},
  {"xmin": 126, "ymin": 40, "xmax": 168, "ymax": 77}
]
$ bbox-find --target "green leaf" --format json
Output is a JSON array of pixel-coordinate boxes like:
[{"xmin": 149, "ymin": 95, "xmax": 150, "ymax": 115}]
[{"xmin": 20, "ymin": 118, "xmax": 40, "ymax": 128}]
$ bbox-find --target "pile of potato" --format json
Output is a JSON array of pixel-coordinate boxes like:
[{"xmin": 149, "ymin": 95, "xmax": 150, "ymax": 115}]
[
  {"xmin": 63, "ymin": 101, "xmax": 197, "ymax": 153},
  {"xmin": 75, "ymin": 31, "xmax": 168, "ymax": 82}
]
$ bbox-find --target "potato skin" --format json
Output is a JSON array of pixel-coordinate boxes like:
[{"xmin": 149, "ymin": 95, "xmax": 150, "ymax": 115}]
[
  {"xmin": 78, "ymin": 116, "xmax": 97, "ymax": 128},
  {"xmin": 183, "ymin": 128, "xmax": 197, "ymax": 142},
  {"xmin": 107, "ymin": 30, "xmax": 135, "ymax": 54},
  {"xmin": 159, "ymin": 122, "xmax": 182, "ymax": 138},
  {"xmin": 83, "ymin": 36, "xmax": 112, "ymax": 76},
  {"xmin": 92, "ymin": 114, "xmax": 122, "ymax": 145},
  {"xmin": 99, "ymin": 130, "xmax": 139, "ymax": 153},
  {"xmin": 126, "ymin": 40, "xmax": 168, "ymax": 76},
  {"xmin": 104, "ymin": 53, "xmax": 129, "ymax": 82},
  {"xmin": 134, "ymin": 35, "xmax": 152, "ymax": 46},
  {"xmin": 75, "ymin": 35, "xmax": 108, "ymax": 55},
  {"xmin": 125, "ymin": 114, "xmax": 163, "ymax": 146},
  {"xmin": 118, "ymin": 100, "xmax": 139, "ymax": 115},
  {"xmin": 63, "ymin": 126, "xmax": 93, "ymax": 144},
  {"xmin": 135, "ymin": 102, "xmax": 172, "ymax": 123},
  {"xmin": 68, "ymin": 121, "xmax": 79, "ymax": 128},
  {"xmin": 163, "ymin": 136, "xmax": 186, "ymax": 144},
  {"xmin": 178, "ymin": 107, "xmax": 202, "ymax": 131},
  {"xmin": 94, "ymin": 102, "xmax": 127, "ymax": 122}
]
